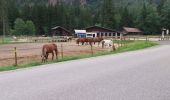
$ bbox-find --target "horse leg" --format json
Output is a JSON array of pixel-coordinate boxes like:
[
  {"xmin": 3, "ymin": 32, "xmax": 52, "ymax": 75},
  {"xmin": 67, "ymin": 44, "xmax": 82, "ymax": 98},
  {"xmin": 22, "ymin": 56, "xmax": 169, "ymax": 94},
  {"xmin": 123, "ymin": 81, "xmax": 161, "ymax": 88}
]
[
  {"xmin": 52, "ymin": 52, "xmax": 54, "ymax": 60},
  {"xmin": 45, "ymin": 53, "xmax": 49, "ymax": 62},
  {"xmin": 42, "ymin": 56, "xmax": 44, "ymax": 63},
  {"xmin": 55, "ymin": 49, "xmax": 58, "ymax": 61}
]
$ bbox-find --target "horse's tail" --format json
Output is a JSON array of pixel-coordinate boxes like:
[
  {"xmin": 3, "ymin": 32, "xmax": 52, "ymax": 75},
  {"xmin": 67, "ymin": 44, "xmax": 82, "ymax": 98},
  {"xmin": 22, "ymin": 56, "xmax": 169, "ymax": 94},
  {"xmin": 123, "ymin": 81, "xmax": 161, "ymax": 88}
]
[
  {"xmin": 42, "ymin": 46, "xmax": 47, "ymax": 57},
  {"xmin": 53, "ymin": 44, "xmax": 59, "ymax": 60}
]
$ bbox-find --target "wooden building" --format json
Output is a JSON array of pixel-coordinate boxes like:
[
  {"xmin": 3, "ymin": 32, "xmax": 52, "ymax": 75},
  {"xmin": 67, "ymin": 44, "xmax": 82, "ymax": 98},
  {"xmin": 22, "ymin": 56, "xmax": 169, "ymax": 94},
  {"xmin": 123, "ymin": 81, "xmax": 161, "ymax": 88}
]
[
  {"xmin": 123, "ymin": 27, "xmax": 142, "ymax": 35},
  {"xmin": 85, "ymin": 26, "xmax": 119, "ymax": 38},
  {"xmin": 51, "ymin": 26, "xmax": 71, "ymax": 36}
]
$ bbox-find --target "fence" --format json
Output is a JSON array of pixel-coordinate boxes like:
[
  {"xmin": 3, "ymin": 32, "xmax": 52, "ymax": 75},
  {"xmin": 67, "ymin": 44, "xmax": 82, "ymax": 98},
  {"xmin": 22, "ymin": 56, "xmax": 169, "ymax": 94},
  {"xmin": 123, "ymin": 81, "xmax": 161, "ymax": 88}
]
[
  {"xmin": 0, "ymin": 42, "xmax": 120, "ymax": 67},
  {"xmin": 1, "ymin": 35, "xmax": 170, "ymax": 44}
]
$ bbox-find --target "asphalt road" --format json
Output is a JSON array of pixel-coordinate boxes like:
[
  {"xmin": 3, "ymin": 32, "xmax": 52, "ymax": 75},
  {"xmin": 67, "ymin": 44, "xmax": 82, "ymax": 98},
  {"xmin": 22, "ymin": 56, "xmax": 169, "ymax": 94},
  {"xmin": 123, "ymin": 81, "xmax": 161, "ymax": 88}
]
[{"xmin": 0, "ymin": 44, "xmax": 170, "ymax": 100}]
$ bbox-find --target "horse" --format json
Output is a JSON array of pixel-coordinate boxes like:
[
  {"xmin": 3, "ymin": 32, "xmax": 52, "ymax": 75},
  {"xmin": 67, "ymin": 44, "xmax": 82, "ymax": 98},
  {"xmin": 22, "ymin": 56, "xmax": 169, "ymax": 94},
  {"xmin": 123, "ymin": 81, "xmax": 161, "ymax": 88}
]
[
  {"xmin": 93, "ymin": 37, "xmax": 104, "ymax": 46},
  {"xmin": 101, "ymin": 39, "xmax": 113, "ymax": 48},
  {"xmin": 41, "ymin": 43, "xmax": 58, "ymax": 63},
  {"xmin": 86, "ymin": 38, "xmax": 94, "ymax": 46},
  {"xmin": 76, "ymin": 38, "xmax": 85, "ymax": 45}
]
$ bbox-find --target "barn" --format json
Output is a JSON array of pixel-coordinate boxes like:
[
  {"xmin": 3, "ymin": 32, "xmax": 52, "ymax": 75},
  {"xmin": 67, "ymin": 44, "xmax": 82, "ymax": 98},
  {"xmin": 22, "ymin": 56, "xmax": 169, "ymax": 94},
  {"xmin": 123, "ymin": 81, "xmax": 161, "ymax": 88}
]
[
  {"xmin": 85, "ymin": 26, "xmax": 119, "ymax": 38},
  {"xmin": 122, "ymin": 27, "xmax": 142, "ymax": 35},
  {"xmin": 51, "ymin": 26, "xmax": 71, "ymax": 36}
]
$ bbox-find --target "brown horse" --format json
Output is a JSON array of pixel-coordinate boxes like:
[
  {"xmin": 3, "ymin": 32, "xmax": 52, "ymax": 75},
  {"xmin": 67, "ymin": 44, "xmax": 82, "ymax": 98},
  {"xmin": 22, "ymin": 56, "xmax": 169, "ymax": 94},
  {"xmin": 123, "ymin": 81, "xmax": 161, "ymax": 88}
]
[
  {"xmin": 76, "ymin": 37, "xmax": 103, "ymax": 46},
  {"xmin": 76, "ymin": 38, "xmax": 86, "ymax": 45},
  {"xmin": 41, "ymin": 43, "xmax": 58, "ymax": 62},
  {"xmin": 86, "ymin": 38, "xmax": 94, "ymax": 46},
  {"xmin": 93, "ymin": 37, "xmax": 104, "ymax": 46}
]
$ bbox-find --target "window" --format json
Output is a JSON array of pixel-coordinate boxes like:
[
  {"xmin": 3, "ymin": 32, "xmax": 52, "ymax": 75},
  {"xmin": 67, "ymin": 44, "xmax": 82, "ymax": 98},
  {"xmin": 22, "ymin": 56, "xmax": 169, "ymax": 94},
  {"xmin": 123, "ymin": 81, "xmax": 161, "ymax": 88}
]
[
  {"xmin": 109, "ymin": 33, "xmax": 112, "ymax": 36},
  {"xmin": 101, "ymin": 33, "xmax": 103, "ymax": 36},
  {"xmin": 87, "ymin": 34, "xmax": 92, "ymax": 36},
  {"xmin": 97, "ymin": 33, "xmax": 100, "ymax": 37}
]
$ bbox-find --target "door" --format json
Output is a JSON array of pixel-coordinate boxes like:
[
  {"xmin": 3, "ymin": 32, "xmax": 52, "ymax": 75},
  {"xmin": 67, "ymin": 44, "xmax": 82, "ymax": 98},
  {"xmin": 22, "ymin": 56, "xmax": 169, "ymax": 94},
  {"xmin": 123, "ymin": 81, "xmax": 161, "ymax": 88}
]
[{"xmin": 93, "ymin": 34, "xmax": 95, "ymax": 38}]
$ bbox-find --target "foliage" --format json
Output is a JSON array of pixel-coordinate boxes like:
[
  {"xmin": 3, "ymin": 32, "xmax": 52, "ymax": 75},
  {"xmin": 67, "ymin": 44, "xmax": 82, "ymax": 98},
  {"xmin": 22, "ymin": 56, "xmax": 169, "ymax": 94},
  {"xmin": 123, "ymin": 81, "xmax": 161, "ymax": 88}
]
[
  {"xmin": 12, "ymin": 18, "xmax": 36, "ymax": 36},
  {"xmin": 161, "ymin": 0, "xmax": 170, "ymax": 29},
  {"xmin": 1, "ymin": 0, "xmax": 170, "ymax": 35}
]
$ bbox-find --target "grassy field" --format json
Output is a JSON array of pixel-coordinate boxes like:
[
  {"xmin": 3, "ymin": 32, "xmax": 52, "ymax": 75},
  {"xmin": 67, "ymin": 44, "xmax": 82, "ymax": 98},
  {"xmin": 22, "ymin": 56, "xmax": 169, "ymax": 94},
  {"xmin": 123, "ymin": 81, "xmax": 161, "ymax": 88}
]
[{"xmin": 0, "ymin": 40, "xmax": 157, "ymax": 72}]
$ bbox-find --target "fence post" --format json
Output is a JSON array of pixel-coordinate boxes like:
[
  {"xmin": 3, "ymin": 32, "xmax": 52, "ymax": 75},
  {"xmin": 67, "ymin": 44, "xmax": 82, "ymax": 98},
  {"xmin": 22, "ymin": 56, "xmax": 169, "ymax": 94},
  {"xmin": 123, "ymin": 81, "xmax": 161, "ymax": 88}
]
[
  {"xmin": 14, "ymin": 47, "xmax": 18, "ymax": 66},
  {"xmin": 146, "ymin": 36, "xmax": 148, "ymax": 42},
  {"xmin": 90, "ymin": 45, "xmax": 94, "ymax": 56},
  {"xmin": 61, "ymin": 44, "xmax": 64, "ymax": 59},
  {"xmin": 112, "ymin": 44, "xmax": 116, "ymax": 52}
]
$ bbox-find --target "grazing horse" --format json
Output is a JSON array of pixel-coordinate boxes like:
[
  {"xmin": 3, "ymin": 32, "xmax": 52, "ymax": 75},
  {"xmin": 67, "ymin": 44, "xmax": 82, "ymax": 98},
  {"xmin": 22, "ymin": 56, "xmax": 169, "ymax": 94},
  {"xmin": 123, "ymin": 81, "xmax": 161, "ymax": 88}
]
[
  {"xmin": 87, "ymin": 38, "xmax": 94, "ymax": 46},
  {"xmin": 41, "ymin": 43, "xmax": 58, "ymax": 62},
  {"xmin": 93, "ymin": 37, "xmax": 104, "ymax": 46},
  {"xmin": 101, "ymin": 40, "xmax": 113, "ymax": 48}
]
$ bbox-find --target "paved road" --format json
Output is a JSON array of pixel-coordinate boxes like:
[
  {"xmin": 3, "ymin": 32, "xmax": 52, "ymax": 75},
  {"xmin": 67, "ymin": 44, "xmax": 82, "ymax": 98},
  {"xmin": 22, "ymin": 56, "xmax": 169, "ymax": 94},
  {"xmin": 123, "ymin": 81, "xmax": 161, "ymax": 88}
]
[{"xmin": 0, "ymin": 45, "xmax": 170, "ymax": 100}]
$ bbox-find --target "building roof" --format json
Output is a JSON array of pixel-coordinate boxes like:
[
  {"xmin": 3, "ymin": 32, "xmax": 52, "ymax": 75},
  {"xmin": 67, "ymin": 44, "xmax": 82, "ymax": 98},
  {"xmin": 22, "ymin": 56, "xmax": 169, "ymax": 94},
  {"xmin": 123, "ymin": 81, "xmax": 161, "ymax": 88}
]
[
  {"xmin": 51, "ymin": 26, "xmax": 70, "ymax": 33},
  {"xmin": 123, "ymin": 27, "xmax": 142, "ymax": 33},
  {"xmin": 85, "ymin": 26, "xmax": 116, "ymax": 32},
  {"xmin": 75, "ymin": 30, "xmax": 86, "ymax": 33}
]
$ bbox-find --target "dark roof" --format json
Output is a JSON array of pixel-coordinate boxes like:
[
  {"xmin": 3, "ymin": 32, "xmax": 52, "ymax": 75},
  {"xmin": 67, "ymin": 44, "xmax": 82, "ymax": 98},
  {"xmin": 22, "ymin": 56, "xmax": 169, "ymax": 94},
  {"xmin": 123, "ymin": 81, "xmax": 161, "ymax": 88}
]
[
  {"xmin": 85, "ymin": 26, "xmax": 116, "ymax": 32},
  {"xmin": 51, "ymin": 26, "xmax": 70, "ymax": 33},
  {"xmin": 123, "ymin": 27, "xmax": 142, "ymax": 33}
]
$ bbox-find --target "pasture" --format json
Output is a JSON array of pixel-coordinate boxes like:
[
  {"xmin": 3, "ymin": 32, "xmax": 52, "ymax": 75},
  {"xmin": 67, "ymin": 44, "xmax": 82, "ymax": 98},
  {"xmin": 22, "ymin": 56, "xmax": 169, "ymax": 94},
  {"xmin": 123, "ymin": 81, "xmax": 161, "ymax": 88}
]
[
  {"xmin": 0, "ymin": 41, "xmax": 113, "ymax": 67},
  {"xmin": 0, "ymin": 39, "xmax": 157, "ymax": 72}
]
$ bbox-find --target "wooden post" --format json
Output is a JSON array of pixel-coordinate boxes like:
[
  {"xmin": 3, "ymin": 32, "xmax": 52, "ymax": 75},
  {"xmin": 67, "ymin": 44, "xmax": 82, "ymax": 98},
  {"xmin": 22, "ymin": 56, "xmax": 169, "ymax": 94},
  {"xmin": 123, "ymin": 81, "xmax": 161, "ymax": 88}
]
[
  {"xmin": 146, "ymin": 36, "xmax": 148, "ymax": 42},
  {"xmin": 112, "ymin": 44, "xmax": 116, "ymax": 52},
  {"xmin": 61, "ymin": 44, "xmax": 64, "ymax": 59},
  {"xmin": 14, "ymin": 47, "xmax": 18, "ymax": 66},
  {"xmin": 90, "ymin": 45, "xmax": 94, "ymax": 56}
]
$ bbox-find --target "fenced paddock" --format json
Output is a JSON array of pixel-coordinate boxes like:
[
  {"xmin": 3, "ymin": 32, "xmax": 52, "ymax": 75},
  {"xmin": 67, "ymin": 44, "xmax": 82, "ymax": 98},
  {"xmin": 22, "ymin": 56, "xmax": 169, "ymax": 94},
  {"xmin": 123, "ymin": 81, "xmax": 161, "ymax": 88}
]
[
  {"xmin": 0, "ymin": 35, "xmax": 164, "ymax": 67},
  {"xmin": 0, "ymin": 41, "xmax": 119, "ymax": 67}
]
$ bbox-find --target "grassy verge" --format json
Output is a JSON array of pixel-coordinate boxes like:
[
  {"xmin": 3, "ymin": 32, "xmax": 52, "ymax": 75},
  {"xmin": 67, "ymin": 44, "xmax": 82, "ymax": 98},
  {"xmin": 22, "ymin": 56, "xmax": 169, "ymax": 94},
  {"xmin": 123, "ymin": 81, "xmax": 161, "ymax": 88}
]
[
  {"xmin": 0, "ymin": 37, "xmax": 12, "ymax": 44},
  {"xmin": 0, "ymin": 40, "xmax": 157, "ymax": 72}
]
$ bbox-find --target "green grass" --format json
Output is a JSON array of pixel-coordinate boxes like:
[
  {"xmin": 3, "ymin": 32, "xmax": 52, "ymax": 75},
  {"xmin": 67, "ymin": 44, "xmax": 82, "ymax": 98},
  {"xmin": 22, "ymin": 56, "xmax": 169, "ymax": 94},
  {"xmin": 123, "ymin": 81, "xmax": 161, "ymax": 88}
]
[
  {"xmin": 0, "ymin": 40, "xmax": 157, "ymax": 72},
  {"xmin": 0, "ymin": 37, "xmax": 12, "ymax": 44}
]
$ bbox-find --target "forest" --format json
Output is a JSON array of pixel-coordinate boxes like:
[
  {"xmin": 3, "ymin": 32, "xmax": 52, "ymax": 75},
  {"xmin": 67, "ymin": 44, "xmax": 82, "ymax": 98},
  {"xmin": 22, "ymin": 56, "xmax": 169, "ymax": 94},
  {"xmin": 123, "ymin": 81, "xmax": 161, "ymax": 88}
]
[{"xmin": 0, "ymin": 0, "xmax": 170, "ymax": 36}]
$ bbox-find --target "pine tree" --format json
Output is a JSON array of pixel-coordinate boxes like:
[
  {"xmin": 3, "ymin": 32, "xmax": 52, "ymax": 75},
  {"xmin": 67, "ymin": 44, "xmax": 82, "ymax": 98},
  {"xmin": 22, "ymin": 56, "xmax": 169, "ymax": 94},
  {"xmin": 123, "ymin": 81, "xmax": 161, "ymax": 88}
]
[
  {"xmin": 161, "ymin": 0, "xmax": 170, "ymax": 30},
  {"xmin": 120, "ymin": 6, "xmax": 134, "ymax": 28},
  {"xmin": 101, "ymin": 0, "xmax": 115, "ymax": 28}
]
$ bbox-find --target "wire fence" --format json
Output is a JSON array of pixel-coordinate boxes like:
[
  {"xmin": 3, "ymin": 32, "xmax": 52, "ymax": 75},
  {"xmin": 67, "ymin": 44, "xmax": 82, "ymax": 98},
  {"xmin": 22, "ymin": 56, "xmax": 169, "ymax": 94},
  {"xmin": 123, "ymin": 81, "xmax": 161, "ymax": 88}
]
[
  {"xmin": 1, "ymin": 35, "xmax": 170, "ymax": 67},
  {"xmin": 0, "ymin": 43, "xmax": 119, "ymax": 67}
]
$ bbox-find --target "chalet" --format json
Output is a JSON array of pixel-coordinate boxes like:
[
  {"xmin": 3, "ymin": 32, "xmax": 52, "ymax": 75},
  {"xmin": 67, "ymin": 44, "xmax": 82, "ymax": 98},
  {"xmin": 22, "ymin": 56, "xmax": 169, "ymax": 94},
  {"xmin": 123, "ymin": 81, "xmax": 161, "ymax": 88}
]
[
  {"xmin": 123, "ymin": 27, "xmax": 142, "ymax": 35},
  {"xmin": 51, "ymin": 26, "xmax": 71, "ymax": 36},
  {"xmin": 85, "ymin": 26, "xmax": 119, "ymax": 38}
]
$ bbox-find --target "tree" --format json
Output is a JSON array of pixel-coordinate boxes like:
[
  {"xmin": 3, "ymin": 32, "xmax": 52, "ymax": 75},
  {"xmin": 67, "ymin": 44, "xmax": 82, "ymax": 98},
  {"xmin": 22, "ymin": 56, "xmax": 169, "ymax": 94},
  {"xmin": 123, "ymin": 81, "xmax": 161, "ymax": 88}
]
[
  {"xmin": 0, "ymin": 0, "xmax": 8, "ymax": 36},
  {"xmin": 136, "ymin": 2, "xmax": 161, "ymax": 34},
  {"xmin": 25, "ymin": 20, "xmax": 36, "ymax": 35},
  {"xmin": 7, "ymin": 0, "xmax": 19, "ymax": 28},
  {"xmin": 120, "ymin": 6, "xmax": 134, "ymax": 28},
  {"xmin": 101, "ymin": 0, "xmax": 115, "ymax": 28},
  {"xmin": 13, "ymin": 18, "xmax": 26, "ymax": 35},
  {"xmin": 161, "ymin": 0, "xmax": 170, "ymax": 30}
]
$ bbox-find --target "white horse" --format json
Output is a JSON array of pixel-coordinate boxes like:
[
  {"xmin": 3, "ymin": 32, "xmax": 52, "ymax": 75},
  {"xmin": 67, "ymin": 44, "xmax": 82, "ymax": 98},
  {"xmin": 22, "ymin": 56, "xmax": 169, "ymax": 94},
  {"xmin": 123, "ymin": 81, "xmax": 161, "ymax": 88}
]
[{"xmin": 101, "ymin": 39, "xmax": 113, "ymax": 48}]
